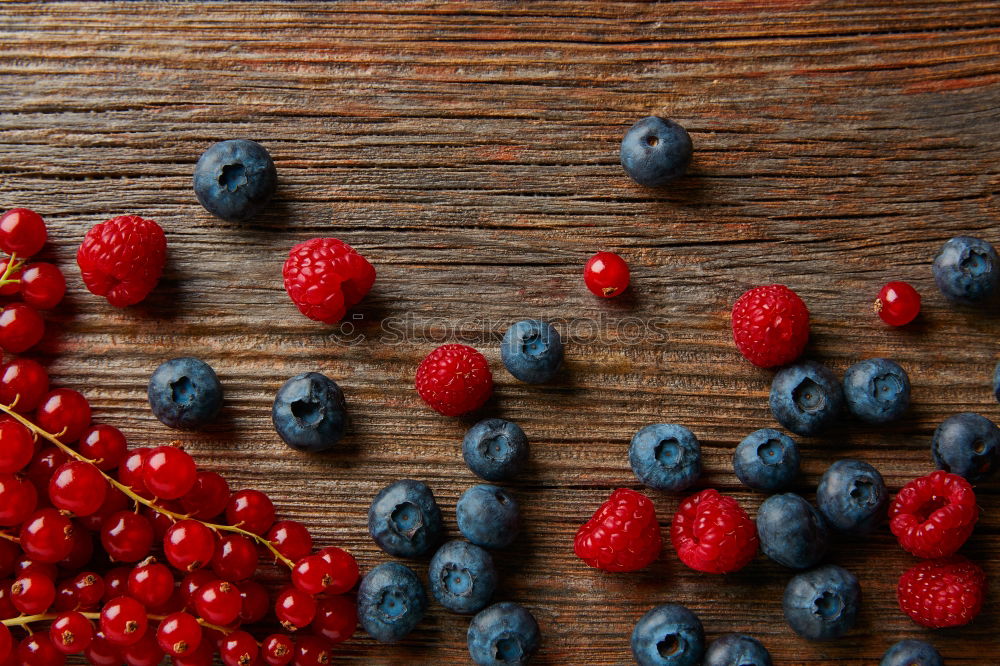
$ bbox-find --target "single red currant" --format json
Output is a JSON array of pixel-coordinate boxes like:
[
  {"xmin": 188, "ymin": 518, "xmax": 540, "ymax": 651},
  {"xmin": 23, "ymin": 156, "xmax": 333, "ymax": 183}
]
[
  {"xmin": 179, "ymin": 569, "xmax": 217, "ymax": 609},
  {"xmin": 293, "ymin": 635, "xmax": 333, "ymax": 666},
  {"xmin": 35, "ymin": 389, "xmax": 91, "ymax": 443},
  {"xmin": 100, "ymin": 511, "xmax": 154, "ymax": 563},
  {"xmin": 179, "ymin": 470, "xmax": 231, "ymax": 520},
  {"xmin": 875, "ymin": 280, "xmax": 921, "ymax": 327},
  {"xmin": 262, "ymin": 633, "xmax": 295, "ymax": 666},
  {"xmin": 220, "ymin": 630, "xmax": 259, "ymax": 666},
  {"xmin": 0, "ymin": 304, "xmax": 45, "ymax": 354},
  {"xmin": 313, "ymin": 595, "xmax": 357, "ymax": 644},
  {"xmin": 142, "ymin": 445, "xmax": 197, "ymax": 500},
  {"xmin": 83, "ymin": 635, "xmax": 124, "ymax": 666},
  {"xmin": 0, "ymin": 417, "xmax": 35, "ymax": 473},
  {"xmin": 127, "ymin": 559, "xmax": 175, "ymax": 608},
  {"xmin": 237, "ymin": 579, "xmax": 269, "ymax": 624},
  {"xmin": 49, "ymin": 461, "xmax": 108, "ymax": 516},
  {"xmin": 275, "ymin": 586, "xmax": 317, "ymax": 631},
  {"xmin": 19, "ymin": 508, "xmax": 75, "ymax": 563},
  {"xmin": 194, "ymin": 579, "xmax": 242, "ymax": 625},
  {"xmin": 0, "ymin": 358, "xmax": 49, "ymax": 413},
  {"xmin": 11, "ymin": 570, "xmax": 56, "ymax": 614},
  {"xmin": 117, "ymin": 447, "xmax": 151, "ymax": 496},
  {"xmin": 100, "ymin": 595, "xmax": 148, "ymax": 647},
  {"xmin": 156, "ymin": 611, "xmax": 203, "ymax": 658},
  {"xmin": 0, "ymin": 208, "xmax": 47, "ymax": 257},
  {"xmin": 291, "ymin": 554, "xmax": 334, "ymax": 595},
  {"xmin": 266, "ymin": 519, "xmax": 312, "ymax": 562},
  {"xmin": 318, "ymin": 547, "xmax": 359, "ymax": 594},
  {"xmin": 19, "ymin": 263, "xmax": 66, "ymax": 310},
  {"xmin": 49, "ymin": 611, "xmax": 95, "ymax": 654},
  {"xmin": 0, "ymin": 473, "xmax": 38, "ymax": 526},
  {"xmin": 71, "ymin": 571, "xmax": 104, "ymax": 609},
  {"xmin": 164, "ymin": 520, "xmax": 216, "ymax": 572},
  {"xmin": 78, "ymin": 424, "xmax": 127, "ymax": 471},
  {"xmin": 118, "ymin": 628, "xmax": 164, "ymax": 666},
  {"xmin": 584, "ymin": 251, "xmax": 630, "ymax": 298},
  {"xmin": 17, "ymin": 632, "xmax": 66, "ymax": 666},
  {"xmin": 226, "ymin": 489, "xmax": 275, "ymax": 535},
  {"xmin": 211, "ymin": 534, "xmax": 258, "ymax": 582}
]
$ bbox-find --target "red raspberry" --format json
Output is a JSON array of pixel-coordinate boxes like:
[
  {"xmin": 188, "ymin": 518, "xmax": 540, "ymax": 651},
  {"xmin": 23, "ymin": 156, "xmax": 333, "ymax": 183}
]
[
  {"xmin": 731, "ymin": 284, "xmax": 809, "ymax": 368},
  {"xmin": 670, "ymin": 488, "xmax": 758, "ymax": 574},
  {"xmin": 889, "ymin": 470, "xmax": 978, "ymax": 559},
  {"xmin": 76, "ymin": 215, "xmax": 167, "ymax": 307},
  {"xmin": 282, "ymin": 238, "xmax": 375, "ymax": 324},
  {"xmin": 897, "ymin": 556, "xmax": 985, "ymax": 628},
  {"xmin": 574, "ymin": 488, "xmax": 661, "ymax": 572},
  {"xmin": 414, "ymin": 344, "xmax": 493, "ymax": 416}
]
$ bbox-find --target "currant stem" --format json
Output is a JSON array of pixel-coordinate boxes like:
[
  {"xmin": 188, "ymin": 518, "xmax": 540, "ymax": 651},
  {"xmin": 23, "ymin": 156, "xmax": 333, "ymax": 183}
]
[
  {"xmin": 0, "ymin": 532, "xmax": 19, "ymax": 544},
  {"xmin": 0, "ymin": 401, "xmax": 295, "ymax": 569},
  {"xmin": 0, "ymin": 252, "xmax": 24, "ymax": 289},
  {"xmin": 1, "ymin": 612, "xmax": 231, "ymax": 635}
]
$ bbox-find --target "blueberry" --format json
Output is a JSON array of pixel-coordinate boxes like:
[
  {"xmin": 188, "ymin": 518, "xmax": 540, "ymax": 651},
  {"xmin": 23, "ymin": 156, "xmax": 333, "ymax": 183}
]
[
  {"xmin": 368, "ymin": 480, "xmax": 443, "ymax": 558},
  {"xmin": 932, "ymin": 235, "xmax": 999, "ymax": 305},
  {"xmin": 769, "ymin": 360, "xmax": 844, "ymax": 436},
  {"xmin": 931, "ymin": 412, "xmax": 999, "ymax": 481},
  {"xmin": 500, "ymin": 319, "xmax": 563, "ymax": 384},
  {"xmin": 357, "ymin": 561, "xmax": 427, "ymax": 643},
  {"xmin": 629, "ymin": 424, "xmax": 701, "ymax": 491},
  {"xmin": 630, "ymin": 603, "xmax": 705, "ymax": 666},
  {"xmin": 456, "ymin": 484, "xmax": 520, "ymax": 549},
  {"xmin": 463, "ymin": 419, "xmax": 529, "ymax": 482},
  {"xmin": 732, "ymin": 428, "xmax": 799, "ymax": 491},
  {"xmin": 271, "ymin": 372, "xmax": 347, "ymax": 452},
  {"xmin": 193, "ymin": 139, "xmax": 277, "ymax": 222},
  {"xmin": 994, "ymin": 361, "xmax": 1000, "ymax": 403},
  {"xmin": 147, "ymin": 357, "xmax": 223, "ymax": 430},
  {"xmin": 703, "ymin": 633, "xmax": 772, "ymax": 666},
  {"xmin": 816, "ymin": 459, "xmax": 887, "ymax": 535},
  {"xmin": 842, "ymin": 358, "xmax": 910, "ymax": 424},
  {"xmin": 782, "ymin": 565, "xmax": 861, "ymax": 641},
  {"xmin": 620, "ymin": 116, "xmax": 693, "ymax": 187},
  {"xmin": 429, "ymin": 540, "xmax": 497, "ymax": 614},
  {"xmin": 756, "ymin": 493, "xmax": 829, "ymax": 569},
  {"xmin": 880, "ymin": 639, "xmax": 943, "ymax": 666},
  {"xmin": 467, "ymin": 602, "xmax": 540, "ymax": 666}
]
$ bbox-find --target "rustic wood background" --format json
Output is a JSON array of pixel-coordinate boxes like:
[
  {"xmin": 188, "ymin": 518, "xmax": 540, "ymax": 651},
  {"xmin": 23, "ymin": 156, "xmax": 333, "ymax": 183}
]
[{"xmin": 1, "ymin": 2, "xmax": 999, "ymax": 664}]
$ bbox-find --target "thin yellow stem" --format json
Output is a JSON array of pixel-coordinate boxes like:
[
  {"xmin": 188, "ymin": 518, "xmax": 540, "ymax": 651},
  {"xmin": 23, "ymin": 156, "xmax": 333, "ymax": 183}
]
[
  {"xmin": 0, "ymin": 252, "xmax": 24, "ymax": 289},
  {"xmin": 0, "ymin": 402, "xmax": 295, "ymax": 569},
  {"xmin": 3, "ymin": 612, "xmax": 231, "ymax": 635},
  {"xmin": 0, "ymin": 532, "xmax": 19, "ymax": 543}
]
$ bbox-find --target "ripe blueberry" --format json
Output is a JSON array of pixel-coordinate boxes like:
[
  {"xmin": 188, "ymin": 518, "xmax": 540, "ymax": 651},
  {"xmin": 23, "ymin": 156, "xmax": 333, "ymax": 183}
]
[
  {"xmin": 428, "ymin": 540, "xmax": 497, "ymax": 615},
  {"xmin": 756, "ymin": 493, "xmax": 829, "ymax": 569},
  {"xmin": 630, "ymin": 603, "xmax": 704, "ymax": 666},
  {"xmin": 367, "ymin": 480, "xmax": 443, "ymax": 558},
  {"xmin": 456, "ymin": 485, "xmax": 520, "ymax": 550},
  {"xmin": 463, "ymin": 419, "xmax": 529, "ymax": 482},
  {"xmin": 467, "ymin": 602, "xmax": 540, "ymax": 666},
  {"xmin": 147, "ymin": 357, "xmax": 223, "ymax": 430},
  {"xmin": 704, "ymin": 634, "xmax": 772, "ymax": 666},
  {"xmin": 733, "ymin": 428, "xmax": 799, "ymax": 492},
  {"xmin": 628, "ymin": 424, "xmax": 701, "ymax": 492},
  {"xmin": 620, "ymin": 116, "xmax": 692, "ymax": 187},
  {"xmin": 842, "ymin": 358, "xmax": 910, "ymax": 424},
  {"xmin": 272, "ymin": 372, "xmax": 347, "ymax": 452},
  {"xmin": 932, "ymin": 235, "xmax": 999, "ymax": 305},
  {"xmin": 357, "ymin": 561, "xmax": 427, "ymax": 643},
  {"xmin": 500, "ymin": 319, "xmax": 563, "ymax": 384},
  {"xmin": 816, "ymin": 459, "xmax": 887, "ymax": 535},
  {"xmin": 769, "ymin": 360, "xmax": 844, "ymax": 436},
  {"xmin": 931, "ymin": 412, "xmax": 998, "ymax": 481},
  {"xmin": 783, "ymin": 565, "xmax": 860, "ymax": 641},
  {"xmin": 193, "ymin": 139, "xmax": 277, "ymax": 222},
  {"xmin": 880, "ymin": 639, "xmax": 943, "ymax": 666}
]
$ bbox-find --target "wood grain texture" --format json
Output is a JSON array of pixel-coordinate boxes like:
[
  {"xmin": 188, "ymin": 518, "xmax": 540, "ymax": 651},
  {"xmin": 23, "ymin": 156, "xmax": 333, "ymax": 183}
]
[{"xmin": 1, "ymin": 1, "xmax": 999, "ymax": 663}]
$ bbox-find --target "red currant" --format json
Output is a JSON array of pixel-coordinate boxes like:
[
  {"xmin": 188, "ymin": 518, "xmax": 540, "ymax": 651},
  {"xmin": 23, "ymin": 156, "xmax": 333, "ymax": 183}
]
[
  {"xmin": 100, "ymin": 511, "xmax": 154, "ymax": 563},
  {"xmin": 24, "ymin": 445, "xmax": 67, "ymax": 496},
  {"xmin": 144, "ymin": 501, "xmax": 181, "ymax": 541},
  {"xmin": 17, "ymin": 632, "xmax": 65, "ymax": 666},
  {"xmin": 0, "ymin": 417, "xmax": 35, "ymax": 473},
  {"xmin": 49, "ymin": 610, "xmax": 95, "ymax": 654},
  {"xmin": 293, "ymin": 635, "xmax": 333, "ymax": 666},
  {"xmin": 78, "ymin": 424, "xmax": 127, "ymax": 471},
  {"xmin": 19, "ymin": 263, "xmax": 66, "ymax": 310},
  {"xmin": 237, "ymin": 579, "xmax": 269, "ymax": 624},
  {"xmin": 0, "ymin": 473, "xmax": 38, "ymax": 526},
  {"xmin": 180, "ymin": 569, "xmax": 217, "ymax": 609},
  {"xmin": 13, "ymin": 555, "xmax": 56, "ymax": 580},
  {"xmin": 53, "ymin": 578, "xmax": 78, "ymax": 612},
  {"xmin": 164, "ymin": 520, "xmax": 216, "ymax": 572},
  {"xmin": 0, "ymin": 358, "xmax": 49, "ymax": 412},
  {"xmin": 318, "ymin": 547, "xmax": 359, "ymax": 594},
  {"xmin": 35, "ymin": 388, "xmax": 91, "ymax": 444},
  {"xmin": 220, "ymin": 630, "xmax": 259, "ymax": 666},
  {"xmin": 11, "ymin": 570, "xmax": 56, "ymax": 614},
  {"xmin": 291, "ymin": 555, "xmax": 334, "ymax": 595},
  {"xmin": 171, "ymin": 637, "xmax": 215, "ymax": 666},
  {"xmin": 0, "ymin": 258, "xmax": 21, "ymax": 296},
  {"xmin": 57, "ymin": 524, "xmax": 93, "ymax": 571},
  {"xmin": 179, "ymin": 470, "xmax": 230, "ymax": 520},
  {"xmin": 0, "ymin": 209, "xmax": 47, "ymax": 257},
  {"xmin": 71, "ymin": 571, "xmax": 104, "ymax": 609},
  {"xmin": 78, "ymin": 485, "xmax": 129, "ymax": 531},
  {"xmin": 127, "ymin": 559, "xmax": 175, "ymax": 608},
  {"xmin": 143, "ymin": 445, "xmax": 197, "ymax": 500},
  {"xmin": 0, "ymin": 624, "xmax": 9, "ymax": 662},
  {"xmin": 875, "ymin": 280, "xmax": 921, "ymax": 327},
  {"xmin": 266, "ymin": 520, "xmax": 312, "ymax": 562},
  {"xmin": 194, "ymin": 579, "xmax": 242, "ymax": 625},
  {"xmin": 117, "ymin": 447, "xmax": 151, "ymax": 497},
  {"xmin": 226, "ymin": 489, "xmax": 275, "ymax": 535},
  {"xmin": 262, "ymin": 633, "xmax": 294, "ymax": 666},
  {"xmin": 0, "ymin": 304, "xmax": 44, "ymax": 354},
  {"xmin": 156, "ymin": 611, "xmax": 203, "ymax": 658},
  {"xmin": 119, "ymin": 628, "xmax": 164, "ymax": 666},
  {"xmin": 584, "ymin": 251, "xmax": 630, "ymax": 298},
  {"xmin": 100, "ymin": 595, "xmax": 148, "ymax": 647},
  {"xmin": 19, "ymin": 508, "xmax": 75, "ymax": 563},
  {"xmin": 211, "ymin": 534, "xmax": 258, "ymax": 582},
  {"xmin": 83, "ymin": 635, "xmax": 124, "ymax": 666},
  {"xmin": 313, "ymin": 595, "xmax": 357, "ymax": 644},
  {"xmin": 48, "ymin": 461, "xmax": 107, "ymax": 516},
  {"xmin": 102, "ymin": 567, "xmax": 131, "ymax": 602},
  {"xmin": 275, "ymin": 586, "xmax": 317, "ymax": 631}
]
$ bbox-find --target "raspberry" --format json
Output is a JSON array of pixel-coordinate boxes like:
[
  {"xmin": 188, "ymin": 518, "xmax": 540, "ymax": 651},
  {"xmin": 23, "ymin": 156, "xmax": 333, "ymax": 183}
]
[
  {"xmin": 897, "ymin": 556, "xmax": 985, "ymax": 628},
  {"xmin": 670, "ymin": 488, "xmax": 758, "ymax": 574},
  {"xmin": 414, "ymin": 344, "xmax": 493, "ymax": 416},
  {"xmin": 731, "ymin": 284, "xmax": 809, "ymax": 368},
  {"xmin": 282, "ymin": 238, "xmax": 375, "ymax": 324},
  {"xmin": 76, "ymin": 215, "xmax": 167, "ymax": 307},
  {"xmin": 573, "ymin": 488, "xmax": 661, "ymax": 572},
  {"xmin": 889, "ymin": 470, "xmax": 978, "ymax": 558}
]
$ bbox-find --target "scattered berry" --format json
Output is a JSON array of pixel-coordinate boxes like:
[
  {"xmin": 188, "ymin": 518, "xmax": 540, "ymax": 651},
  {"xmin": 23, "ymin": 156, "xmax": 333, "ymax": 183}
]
[
  {"xmin": 756, "ymin": 493, "xmax": 829, "ymax": 569},
  {"xmin": 500, "ymin": 319, "xmax": 563, "ymax": 383},
  {"xmin": 769, "ymin": 360, "xmax": 843, "ymax": 436},
  {"xmin": 147, "ymin": 357, "xmax": 223, "ymax": 430},
  {"xmin": 467, "ymin": 602, "xmax": 540, "ymax": 666},
  {"xmin": 462, "ymin": 418, "xmax": 529, "ymax": 482},
  {"xmin": 76, "ymin": 215, "xmax": 167, "ymax": 307},
  {"xmin": 890, "ymin": 470, "xmax": 977, "ymax": 558},
  {"xmin": 783, "ymin": 565, "xmax": 860, "ymax": 640},
  {"xmin": 193, "ymin": 139, "xmax": 277, "ymax": 222},
  {"xmin": 704, "ymin": 633, "xmax": 772, "ymax": 666},
  {"xmin": 816, "ymin": 459, "xmax": 887, "ymax": 535},
  {"xmin": 584, "ymin": 251, "xmax": 630, "ymax": 298},
  {"xmin": 731, "ymin": 284, "xmax": 809, "ymax": 368},
  {"xmin": 843, "ymin": 358, "xmax": 910, "ymax": 424},
  {"xmin": 415, "ymin": 343, "xmax": 493, "ymax": 416},
  {"xmin": 630, "ymin": 603, "xmax": 704, "ymax": 666},
  {"xmin": 932, "ymin": 235, "xmax": 999, "ymax": 305},
  {"xmin": 897, "ymin": 556, "xmax": 985, "ymax": 628},
  {"xmin": 629, "ymin": 423, "xmax": 701, "ymax": 492},
  {"xmin": 282, "ymin": 237, "xmax": 375, "ymax": 324},
  {"xmin": 0, "ymin": 303, "xmax": 45, "ymax": 354},
  {"xmin": 931, "ymin": 412, "xmax": 998, "ymax": 481},
  {"xmin": 456, "ymin": 484, "xmax": 520, "ymax": 550},
  {"xmin": 671, "ymin": 489, "xmax": 757, "ymax": 574},
  {"xmin": 875, "ymin": 281, "xmax": 921, "ymax": 326},
  {"xmin": 733, "ymin": 428, "xmax": 799, "ymax": 491},
  {"xmin": 620, "ymin": 116, "xmax": 693, "ymax": 187},
  {"xmin": 574, "ymin": 487, "xmax": 661, "ymax": 572},
  {"xmin": 880, "ymin": 639, "xmax": 943, "ymax": 666},
  {"xmin": 19, "ymin": 263, "xmax": 66, "ymax": 310},
  {"xmin": 271, "ymin": 371, "xmax": 347, "ymax": 452},
  {"xmin": 368, "ymin": 479, "xmax": 443, "ymax": 558},
  {"xmin": 429, "ymin": 540, "xmax": 497, "ymax": 615},
  {"xmin": 0, "ymin": 208, "xmax": 47, "ymax": 257},
  {"xmin": 357, "ymin": 561, "xmax": 427, "ymax": 643}
]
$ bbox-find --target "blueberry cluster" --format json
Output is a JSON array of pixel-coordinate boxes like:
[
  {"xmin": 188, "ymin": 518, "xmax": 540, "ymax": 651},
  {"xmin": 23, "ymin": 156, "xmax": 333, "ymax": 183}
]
[{"xmin": 631, "ymin": 604, "xmax": 772, "ymax": 666}]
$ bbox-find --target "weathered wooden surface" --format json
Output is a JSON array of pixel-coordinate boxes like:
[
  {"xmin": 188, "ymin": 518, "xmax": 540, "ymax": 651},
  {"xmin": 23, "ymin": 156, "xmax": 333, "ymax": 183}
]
[{"xmin": 1, "ymin": 1, "xmax": 999, "ymax": 663}]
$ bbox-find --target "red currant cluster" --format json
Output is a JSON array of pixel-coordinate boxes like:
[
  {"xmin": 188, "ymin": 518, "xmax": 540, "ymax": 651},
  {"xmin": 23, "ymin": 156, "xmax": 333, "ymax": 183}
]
[
  {"xmin": 0, "ymin": 209, "xmax": 66, "ymax": 358},
  {"xmin": 0, "ymin": 361, "xmax": 359, "ymax": 665}
]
